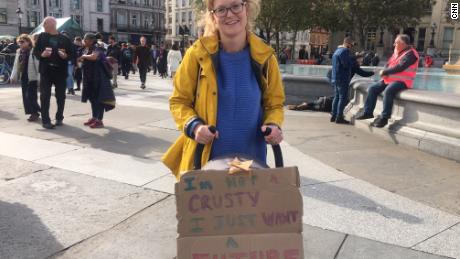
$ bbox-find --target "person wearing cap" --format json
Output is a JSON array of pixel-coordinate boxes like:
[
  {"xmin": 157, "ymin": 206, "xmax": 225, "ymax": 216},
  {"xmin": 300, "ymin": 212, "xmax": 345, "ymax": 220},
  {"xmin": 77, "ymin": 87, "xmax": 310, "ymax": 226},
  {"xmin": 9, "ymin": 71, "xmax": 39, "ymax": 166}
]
[
  {"xmin": 355, "ymin": 34, "xmax": 419, "ymax": 128},
  {"xmin": 330, "ymin": 37, "xmax": 354, "ymax": 124},
  {"xmin": 33, "ymin": 16, "xmax": 73, "ymax": 129},
  {"xmin": 78, "ymin": 33, "xmax": 116, "ymax": 129}
]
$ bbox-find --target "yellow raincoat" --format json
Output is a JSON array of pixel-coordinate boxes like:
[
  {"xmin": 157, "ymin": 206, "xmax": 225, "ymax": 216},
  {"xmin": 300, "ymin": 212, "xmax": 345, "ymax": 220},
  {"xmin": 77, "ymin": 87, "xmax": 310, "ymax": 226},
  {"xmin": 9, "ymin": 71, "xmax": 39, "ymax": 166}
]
[{"xmin": 162, "ymin": 32, "xmax": 285, "ymax": 180}]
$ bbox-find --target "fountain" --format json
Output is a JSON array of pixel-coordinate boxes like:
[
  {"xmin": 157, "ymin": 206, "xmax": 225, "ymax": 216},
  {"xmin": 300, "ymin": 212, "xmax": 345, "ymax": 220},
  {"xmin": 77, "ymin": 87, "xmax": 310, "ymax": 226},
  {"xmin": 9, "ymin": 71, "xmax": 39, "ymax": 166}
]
[{"xmin": 281, "ymin": 64, "xmax": 460, "ymax": 162}]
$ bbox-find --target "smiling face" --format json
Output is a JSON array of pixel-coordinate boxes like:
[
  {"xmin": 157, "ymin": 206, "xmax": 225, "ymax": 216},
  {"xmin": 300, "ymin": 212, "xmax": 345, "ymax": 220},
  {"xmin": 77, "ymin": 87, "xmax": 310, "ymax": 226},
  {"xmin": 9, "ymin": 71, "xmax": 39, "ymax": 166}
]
[{"xmin": 211, "ymin": 0, "xmax": 248, "ymax": 40}]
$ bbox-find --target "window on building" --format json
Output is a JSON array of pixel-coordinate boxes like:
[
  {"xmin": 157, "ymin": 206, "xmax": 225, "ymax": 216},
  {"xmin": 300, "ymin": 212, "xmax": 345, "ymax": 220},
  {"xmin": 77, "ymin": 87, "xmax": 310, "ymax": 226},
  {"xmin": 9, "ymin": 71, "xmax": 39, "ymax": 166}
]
[
  {"xmin": 417, "ymin": 28, "xmax": 426, "ymax": 51},
  {"xmin": 117, "ymin": 13, "xmax": 127, "ymax": 25},
  {"xmin": 0, "ymin": 8, "xmax": 8, "ymax": 23},
  {"xmin": 132, "ymin": 14, "xmax": 138, "ymax": 27},
  {"xmin": 32, "ymin": 0, "xmax": 40, "ymax": 5},
  {"xmin": 144, "ymin": 0, "xmax": 149, "ymax": 6},
  {"xmin": 49, "ymin": 12, "xmax": 62, "ymax": 18},
  {"xmin": 188, "ymin": 11, "xmax": 192, "ymax": 22},
  {"xmin": 422, "ymin": 0, "xmax": 432, "ymax": 12},
  {"xmin": 29, "ymin": 11, "xmax": 40, "ymax": 27},
  {"xmin": 182, "ymin": 0, "xmax": 186, "ymax": 6},
  {"xmin": 72, "ymin": 0, "xmax": 81, "ymax": 10},
  {"xmin": 0, "ymin": 9, "xmax": 6, "ymax": 24},
  {"xmin": 366, "ymin": 29, "xmax": 377, "ymax": 50},
  {"xmin": 97, "ymin": 0, "xmax": 103, "ymax": 12},
  {"xmin": 144, "ymin": 18, "xmax": 149, "ymax": 28},
  {"xmin": 182, "ymin": 12, "xmax": 186, "ymax": 23},
  {"xmin": 49, "ymin": 0, "xmax": 61, "ymax": 7},
  {"xmin": 442, "ymin": 27, "xmax": 454, "ymax": 55},
  {"xmin": 97, "ymin": 18, "xmax": 103, "ymax": 32}
]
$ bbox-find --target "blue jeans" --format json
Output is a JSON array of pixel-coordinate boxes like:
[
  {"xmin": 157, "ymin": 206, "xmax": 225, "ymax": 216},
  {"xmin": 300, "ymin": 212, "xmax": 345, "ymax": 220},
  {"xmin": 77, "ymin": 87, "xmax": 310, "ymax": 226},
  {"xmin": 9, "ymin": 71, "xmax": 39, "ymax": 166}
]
[
  {"xmin": 90, "ymin": 98, "xmax": 104, "ymax": 120},
  {"xmin": 331, "ymin": 81, "xmax": 349, "ymax": 118},
  {"xmin": 364, "ymin": 80, "xmax": 407, "ymax": 119},
  {"xmin": 66, "ymin": 63, "xmax": 74, "ymax": 90}
]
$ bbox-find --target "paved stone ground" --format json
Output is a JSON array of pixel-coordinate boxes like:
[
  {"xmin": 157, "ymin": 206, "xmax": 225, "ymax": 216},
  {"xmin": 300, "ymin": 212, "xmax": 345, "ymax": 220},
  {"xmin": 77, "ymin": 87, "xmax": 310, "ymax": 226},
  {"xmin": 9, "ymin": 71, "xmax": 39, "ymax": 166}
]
[{"xmin": 0, "ymin": 73, "xmax": 459, "ymax": 259}]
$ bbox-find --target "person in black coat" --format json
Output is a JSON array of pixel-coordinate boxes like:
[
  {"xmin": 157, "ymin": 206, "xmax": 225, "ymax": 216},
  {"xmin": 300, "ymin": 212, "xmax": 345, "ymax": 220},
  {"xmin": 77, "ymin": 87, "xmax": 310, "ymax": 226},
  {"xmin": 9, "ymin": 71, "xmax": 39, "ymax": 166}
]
[
  {"xmin": 157, "ymin": 45, "xmax": 168, "ymax": 78},
  {"xmin": 78, "ymin": 33, "xmax": 115, "ymax": 129}
]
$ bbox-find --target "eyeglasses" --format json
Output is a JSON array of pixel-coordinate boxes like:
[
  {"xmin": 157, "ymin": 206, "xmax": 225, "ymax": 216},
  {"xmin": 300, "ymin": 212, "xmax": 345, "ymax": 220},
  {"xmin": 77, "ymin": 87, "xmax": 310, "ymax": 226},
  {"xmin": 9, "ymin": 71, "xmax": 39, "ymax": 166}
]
[
  {"xmin": 18, "ymin": 40, "xmax": 25, "ymax": 44},
  {"xmin": 211, "ymin": 2, "xmax": 246, "ymax": 18}
]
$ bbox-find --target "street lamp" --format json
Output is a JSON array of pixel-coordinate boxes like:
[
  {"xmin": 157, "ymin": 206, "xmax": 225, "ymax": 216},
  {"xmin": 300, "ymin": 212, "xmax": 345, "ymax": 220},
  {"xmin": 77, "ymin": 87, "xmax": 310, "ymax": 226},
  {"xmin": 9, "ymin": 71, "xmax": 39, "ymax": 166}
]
[
  {"xmin": 429, "ymin": 22, "xmax": 437, "ymax": 48},
  {"xmin": 15, "ymin": 7, "xmax": 23, "ymax": 34}
]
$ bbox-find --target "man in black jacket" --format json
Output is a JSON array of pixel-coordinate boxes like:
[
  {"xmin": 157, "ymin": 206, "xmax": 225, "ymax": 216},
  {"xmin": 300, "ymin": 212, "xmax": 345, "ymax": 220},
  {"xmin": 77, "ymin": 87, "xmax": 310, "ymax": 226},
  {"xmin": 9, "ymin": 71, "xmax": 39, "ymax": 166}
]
[{"xmin": 33, "ymin": 16, "xmax": 73, "ymax": 129}]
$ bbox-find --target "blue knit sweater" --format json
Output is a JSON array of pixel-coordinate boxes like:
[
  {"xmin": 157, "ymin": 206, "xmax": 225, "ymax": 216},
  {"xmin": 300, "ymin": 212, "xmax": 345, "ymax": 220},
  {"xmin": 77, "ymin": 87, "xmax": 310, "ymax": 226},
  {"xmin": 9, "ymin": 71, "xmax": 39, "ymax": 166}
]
[{"xmin": 210, "ymin": 47, "xmax": 266, "ymax": 164}]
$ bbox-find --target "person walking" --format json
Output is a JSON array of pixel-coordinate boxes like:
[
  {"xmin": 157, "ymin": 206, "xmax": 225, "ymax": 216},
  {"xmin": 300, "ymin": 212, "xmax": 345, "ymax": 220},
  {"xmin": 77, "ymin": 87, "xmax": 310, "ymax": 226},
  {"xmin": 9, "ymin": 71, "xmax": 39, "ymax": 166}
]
[
  {"xmin": 151, "ymin": 44, "xmax": 159, "ymax": 75},
  {"xmin": 157, "ymin": 45, "xmax": 168, "ymax": 78},
  {"xmin": 355, "ymin": 34, "xmax": 419, "ymax": 128},
  {"xmin": 61, "ymin": 31, "xmax": 76, "ymax": 96},
  {"xmin": 134, "ymin": 37, "xmax": 151, "ymax": 89},
  {"xmin": 162, "ymin": 0, "xmax": 285, "ymax": 179},
  {"xmin": 106, "ymin": 36, "xmax": 121, "ymax": 88},
  {"xmin": 73, "ymin": 37, "xmax": 84, "ymax": 91},
  {"xmin": 121, "ymin": 43, "xmax": 132, "ymax": 79},
  {"xmin": 330, "ymin": 37, "xmax": 354, "ymax": 124},
  {"xmin": 10, "ymin": 34, "xmax": 41, "ymax": 122},
  {"xmin": 33, "ymin": 16, "xmax": 73, "ymax": 129},
  {"xmin": 167, "ymin": 43, "xmax": 182, "ymax": 78},
  {"xmin": 79, "ymin": 33, "xmax": 116, "ymax": 129}
]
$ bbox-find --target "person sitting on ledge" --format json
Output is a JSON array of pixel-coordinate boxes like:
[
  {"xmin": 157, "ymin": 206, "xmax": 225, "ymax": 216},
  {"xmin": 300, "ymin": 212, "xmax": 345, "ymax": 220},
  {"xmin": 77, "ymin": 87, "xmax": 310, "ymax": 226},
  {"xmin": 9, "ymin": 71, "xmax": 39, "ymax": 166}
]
[{"xmin": 355, "ymin": 34, "xmax": 419, "ymax": 128}]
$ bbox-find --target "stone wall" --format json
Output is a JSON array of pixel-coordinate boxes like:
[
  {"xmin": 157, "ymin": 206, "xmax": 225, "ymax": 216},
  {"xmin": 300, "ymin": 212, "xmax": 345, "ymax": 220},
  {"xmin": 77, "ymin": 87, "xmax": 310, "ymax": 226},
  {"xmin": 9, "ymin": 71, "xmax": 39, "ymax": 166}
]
[{"xmin": 345, "ymin": 79, "xmax": 460, "ymax": 162}]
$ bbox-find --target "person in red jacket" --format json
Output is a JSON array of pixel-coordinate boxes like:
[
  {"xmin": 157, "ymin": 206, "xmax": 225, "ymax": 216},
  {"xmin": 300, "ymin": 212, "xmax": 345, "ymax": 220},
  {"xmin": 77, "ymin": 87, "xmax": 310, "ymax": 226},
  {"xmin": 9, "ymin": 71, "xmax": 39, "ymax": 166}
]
[{"xmin": 355, "ymin": 34, "xmax": 419, "ymax": 128}]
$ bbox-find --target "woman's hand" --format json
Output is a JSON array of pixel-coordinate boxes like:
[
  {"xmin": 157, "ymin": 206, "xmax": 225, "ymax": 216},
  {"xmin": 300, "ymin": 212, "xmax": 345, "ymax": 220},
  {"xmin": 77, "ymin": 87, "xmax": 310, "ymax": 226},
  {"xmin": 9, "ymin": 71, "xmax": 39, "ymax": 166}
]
[
  {"xmin": 261, "ymin": 125, "xmax": 283, "ymax": 145},
  {"xmin": 194, "ymin": 125, "xmax": 218, "ymax": 144}
]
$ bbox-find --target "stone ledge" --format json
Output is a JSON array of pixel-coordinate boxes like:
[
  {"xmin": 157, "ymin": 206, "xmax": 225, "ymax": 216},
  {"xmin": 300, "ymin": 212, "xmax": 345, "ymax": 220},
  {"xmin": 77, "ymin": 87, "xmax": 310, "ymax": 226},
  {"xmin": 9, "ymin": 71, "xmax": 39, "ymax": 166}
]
[{"xmin": 346, "ymin": 80, "xmax": 460, "ymax": 162}]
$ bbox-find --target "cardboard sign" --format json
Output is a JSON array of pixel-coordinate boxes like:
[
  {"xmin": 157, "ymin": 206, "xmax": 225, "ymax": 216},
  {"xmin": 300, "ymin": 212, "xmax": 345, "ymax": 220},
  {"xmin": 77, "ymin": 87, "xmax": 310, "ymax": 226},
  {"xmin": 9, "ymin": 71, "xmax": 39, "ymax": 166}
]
[
  {"xmin": 177, "ymin": 233, "xmax": 304, "ymax": 259},
  {"xmin": 175, "ymin": 167, "xmax": 304, "ymax": 258},
  {"xmin": 175, "ymin": 167, "xmax": 303, "ymax": 237}
]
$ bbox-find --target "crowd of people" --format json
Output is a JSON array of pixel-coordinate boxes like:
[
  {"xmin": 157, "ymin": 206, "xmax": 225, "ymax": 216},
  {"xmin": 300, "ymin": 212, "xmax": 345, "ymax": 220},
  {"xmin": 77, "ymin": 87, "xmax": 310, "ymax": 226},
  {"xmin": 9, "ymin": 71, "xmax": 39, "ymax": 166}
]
[{"xmin": 8, "ymin": 15, "xmax": 186, "ymax": 130}]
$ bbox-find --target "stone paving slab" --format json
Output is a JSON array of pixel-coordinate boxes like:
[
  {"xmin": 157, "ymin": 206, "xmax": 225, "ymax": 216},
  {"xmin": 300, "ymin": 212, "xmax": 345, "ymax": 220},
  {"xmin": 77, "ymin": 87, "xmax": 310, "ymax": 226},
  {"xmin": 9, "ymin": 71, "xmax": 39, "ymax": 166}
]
[
  {"xmin": 0, "ymin": 156, "xmax": 50, "ymax": 182},
  {"xmin": 413, "ymin": 223, "xmax": 460, "ymax": 259},
  {"xmin": 303, "ymin": 225, "xmax": 346, "ymax": 259},
  {"xmin": 0, "ymin": 167, "xmax": 167, "ymax": 259},
  {"xmin": 301, "ymin": 178, "xmax": 460, "ymax": 248},
  {"xmin": 143, "ymin": 173, "xmax": 176, "ymax": 194},
  {"xmin": 36, "ymin": 148, "xmax": 168, "ymax": 186},
  {"xmin": 0, "ymin": 132, "xmax": 79, "ymax": 161},
  {"xmin": 53, "ymin": 196, "xmax": 177, "ymax": 259},
  {"xmin": 337, "ymin": 235, "xmax": 451, "ymax": 259},
  {"xmin": 267, "ymin": 142, "xmax": 353, "ymax": 185}
]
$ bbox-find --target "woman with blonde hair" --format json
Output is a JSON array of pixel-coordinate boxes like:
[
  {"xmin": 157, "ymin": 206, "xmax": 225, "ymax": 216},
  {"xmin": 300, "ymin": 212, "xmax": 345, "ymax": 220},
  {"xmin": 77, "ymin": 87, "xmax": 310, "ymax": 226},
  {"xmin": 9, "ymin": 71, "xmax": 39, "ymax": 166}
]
[
  {"xmin": 10, "ymin": 34, "xmax": 41, "ymax": 122},
  {"xmin": 162, "ymin": 0, "xmax": 285, "ymax": 179}
]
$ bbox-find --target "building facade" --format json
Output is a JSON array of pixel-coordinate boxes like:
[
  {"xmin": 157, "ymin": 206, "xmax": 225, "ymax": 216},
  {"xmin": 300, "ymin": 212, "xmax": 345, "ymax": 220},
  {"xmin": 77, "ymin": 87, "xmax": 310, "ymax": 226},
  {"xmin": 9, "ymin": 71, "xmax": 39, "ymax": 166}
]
[
  {"xmin": 165, "ymin": 0, "xmax": 198, "ymax": 47},
  {"xmin": 12, "ymin": 0, "xmax": 111, "ymax": 35},
  {"xmin": 110, "ymin": 0, "xmax": 166, "ymax": 44},
  {"xmin": 0, "ymin": 1, "xmax": 23, "ymax": 36}
]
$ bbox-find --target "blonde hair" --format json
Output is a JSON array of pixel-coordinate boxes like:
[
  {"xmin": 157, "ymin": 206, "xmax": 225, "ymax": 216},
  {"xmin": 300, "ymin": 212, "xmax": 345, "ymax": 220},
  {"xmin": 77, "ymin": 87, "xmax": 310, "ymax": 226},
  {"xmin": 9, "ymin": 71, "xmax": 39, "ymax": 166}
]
[
  {"xmin": 16, "ymin": 34, "xmax": 33, "ymax": 47},
  {"xmin": 199, "ymin": 0, "xmax": 260, "ymax": 37}
]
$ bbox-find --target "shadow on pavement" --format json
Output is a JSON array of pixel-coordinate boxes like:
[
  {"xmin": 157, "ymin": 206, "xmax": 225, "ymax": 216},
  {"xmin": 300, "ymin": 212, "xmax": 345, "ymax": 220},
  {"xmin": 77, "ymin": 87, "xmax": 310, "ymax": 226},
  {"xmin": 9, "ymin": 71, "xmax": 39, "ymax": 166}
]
[
  {"xmin": 44, "ymin": 123, "xmax": 173, "ymax": 159},
  {"xmin": 300, "ymin": 176, "xmax": 423, "ymax": 224},
  {"xmin": 0, "ymin": 110, "xmax": 19, "ymax": 121},
  {"xmin": 0, "ymin": 200, "xmax": 64, "ymax": 258}
]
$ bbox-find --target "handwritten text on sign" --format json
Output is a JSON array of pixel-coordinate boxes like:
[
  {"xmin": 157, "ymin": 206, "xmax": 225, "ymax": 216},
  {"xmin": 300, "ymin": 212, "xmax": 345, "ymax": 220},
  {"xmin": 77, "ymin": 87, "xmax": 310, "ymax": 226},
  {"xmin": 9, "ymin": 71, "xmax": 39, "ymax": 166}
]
[{"xmin": 183, "ymin": 174, "xmax": 301, "ymax": 234}]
